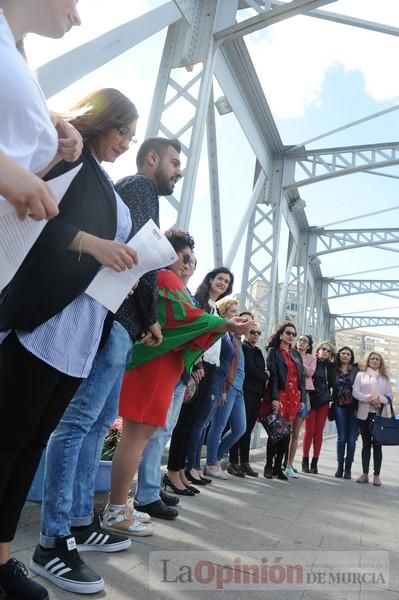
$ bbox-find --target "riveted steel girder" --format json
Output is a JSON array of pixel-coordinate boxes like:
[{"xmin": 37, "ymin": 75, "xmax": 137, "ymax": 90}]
[
  {"xmin": 326, "ymin": 279, "xmax": 399, "ymax": 299},
  {"xmin": 284, "ymin": 142, "xmax": 399, "ymax": 190},
  {"xmin": 334, "ymin": 315, "xmax": 399, "ymax": 330},
  {"xmin": 310, "ymin": 228, "xmax": 399, "ymax": 257}
]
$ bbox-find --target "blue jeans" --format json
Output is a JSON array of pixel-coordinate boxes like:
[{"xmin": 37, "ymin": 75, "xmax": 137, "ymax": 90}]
[
  {"xmin": 135, "ymin": 381, "xmax": 186, "ymax": 505},
  {"xmin": 185, "ymin": 374, "xmax": 225, "ymax": 470},
  {"xmin": 206, "ymin": 386, "xmax": 246, "ymax": 465},
  {"xmin": 40, "ymin": 322, "xmax": 132, "ymax": 547},
  {"xmin": 335, "ymin": 404, "xmax": 358, "ymax": 463}
]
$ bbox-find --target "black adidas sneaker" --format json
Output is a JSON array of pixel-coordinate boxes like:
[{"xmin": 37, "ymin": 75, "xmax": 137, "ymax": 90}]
[
  {"xmin": 30, "ymin": 536, "xmax": 104, "ymax": 594},
  {"xmin": 72, "ymin": 514, "xmax": 131, "ymax": 552}
]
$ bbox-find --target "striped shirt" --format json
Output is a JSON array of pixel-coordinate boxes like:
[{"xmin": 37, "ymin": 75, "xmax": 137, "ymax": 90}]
[{"xmin": 0, "ymin": 177, "xmax": 131, "ymax": 378}]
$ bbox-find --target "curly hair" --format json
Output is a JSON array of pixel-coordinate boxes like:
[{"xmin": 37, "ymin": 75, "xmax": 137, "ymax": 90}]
[
  {"xmin": 216, "ymin": 296, "xmax": 239, "ymax": 317},
  {"xmin": 267, "ymin": 321, "xmax": 297, "ymax": 349},
  {"xmin": 361, "ymin": 351, "xmax": 389, "ymax": 379},
  {"xmin": 164, "ymin": 229, "xmax": 195, "ymax": 253},
  {"xmin": 194, "ymin": 267, "xmax": 234, "ymax": 311}
]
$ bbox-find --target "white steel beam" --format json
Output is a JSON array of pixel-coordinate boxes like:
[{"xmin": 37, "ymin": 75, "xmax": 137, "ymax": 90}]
[
  {"xmin": 215, "ymin": 0, "xmax": 337, "ymax": 42},
  {"xmin": 38, "ymin": 2, "xmax": 182, "ymax": 98},
  {"xmin": 284, "ymin": 142, "xmax": 399, "ymax": 190},
  {"xmin": 334, "ymin": 315, "xmax": 399, "ymax": 330},
  {"xmin": 271, "ymin": 1, "xmax": 399, "ymax": 38},
  {"xmin": 310, "ymin": 228, "xmax": 399, "ymax": 257},
  {"xmin": 206, "ymin": 88, "xmax": 224, "ymax": 266},
  {"xmin": 326, "ymin": 279, "xmax": 399, "ymax": 299}
]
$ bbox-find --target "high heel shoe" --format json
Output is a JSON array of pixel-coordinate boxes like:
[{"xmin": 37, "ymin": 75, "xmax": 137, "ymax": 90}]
[
  {"xmin": 185, "ymin": 470, "xmax": 207, "ymax": 486},
  {"xmin": 162, "ymin": 474, "xmax": 195, "ymax": 496},
  {"xmin": 184, "ymin": 484, "xmax": 200, "ymax": 494}
]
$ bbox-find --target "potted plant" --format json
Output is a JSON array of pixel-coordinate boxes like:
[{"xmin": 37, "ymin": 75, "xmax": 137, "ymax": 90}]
[{"xmin": 95, "ymin": 417, "xmax": 123, "ymax": 492}]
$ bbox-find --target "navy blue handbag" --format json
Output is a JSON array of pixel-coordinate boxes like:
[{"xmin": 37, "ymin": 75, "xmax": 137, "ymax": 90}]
[{"xmin": 370, "ymin": 399, "xmax": 399, "ymax": 446}]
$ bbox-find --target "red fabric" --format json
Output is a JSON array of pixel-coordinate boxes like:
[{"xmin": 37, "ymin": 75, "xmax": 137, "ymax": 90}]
[
  {"xmin": 302, "ymin": 403, "xmax": 329, "ymax": 458},
  {"xmin": 277, "ymin": 350, "xmax": 301, "ymax": 423},
  {"xmin": 119, "ymin": 351, "xmax": 183, "ymax": 428}
]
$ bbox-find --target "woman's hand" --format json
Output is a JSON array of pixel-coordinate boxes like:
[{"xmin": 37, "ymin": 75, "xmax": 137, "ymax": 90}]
[
  {"xmin": 140, "ymin": 322, "xmax": 163, "ymax": 347},
  {"xmin": 298, "ymin": 402, "xmax": 304, "ymax": 412},
  {"xmin": 83, "ymin": 234, "xmax": 138, "ymax": 272},
  {"xmin": 219, "ymin": 392, "xmax": 227, "ymax": 406},
  {"xmin": 0, "ymin": 154, "xmax": 58, "ymax": 220},
  {"xmin": 227, "ymin": 316, "xmax": 255, "ymax": 336},
  {"xmin": 53, "ymin": 116, "xmax": 83, "ymax": 163},
  {"xmin": 272, "ymin": 400, "xmax": 280, "ymax": 410}
]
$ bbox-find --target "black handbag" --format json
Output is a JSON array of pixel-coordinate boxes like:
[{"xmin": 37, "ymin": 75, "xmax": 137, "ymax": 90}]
[
  {"xmin": 259, "ymin": 411, "xmax": 291, "ymax": 444},
  {"xmin": 370, "ymin": 400, "xmax": 399, "ymax": 446}
]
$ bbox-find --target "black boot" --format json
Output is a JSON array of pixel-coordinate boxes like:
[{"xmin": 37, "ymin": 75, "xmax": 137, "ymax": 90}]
[
  {"xmin": 335, "ymin": 460, "xmax": 344, "ymax": 478},
  {"xmin": 240, "ymin": 462, "xmax": 258, "ymax": 477},
  {"xmin": 263, "ymin": 462, "xmax": 273, "ymax": 479},
  {"xmin": 302, "ymin": 457, "xmax": 310, "ymax": 473},
  {"xmin": 344, "ymin": 459, "xmax": 352, "ymax": 480},
  {"xmin": 310, "ymin": 457, "xmax": 318, "ymax": 474}
]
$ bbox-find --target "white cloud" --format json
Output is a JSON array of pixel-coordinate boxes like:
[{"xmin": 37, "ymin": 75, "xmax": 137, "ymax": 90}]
[{"xmin": 246, "ymin": 1, "xmax": 399, "ymax": 119}]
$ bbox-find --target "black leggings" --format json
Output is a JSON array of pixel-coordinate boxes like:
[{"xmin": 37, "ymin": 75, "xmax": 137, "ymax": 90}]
[
  {"xmin": 229, "ymin": 390, "xmax": 261, "ymax": 463},
  {"xmin": 167, "ymin": 362, "xmax": 216, "ymax": 472},
  {"xmin": 358, "ymin": 414, "xmax": 382, "ymax": 476},
  {"xmin": 265, "ymin": 435, "xmax": 290, "ymax": 469},
  {"xmin": 0, "ymin": 332, "xmax": 81, "ymax": 542}
]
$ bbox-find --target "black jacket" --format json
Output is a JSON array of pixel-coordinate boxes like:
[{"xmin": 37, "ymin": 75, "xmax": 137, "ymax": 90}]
[
  {"xmin": 242, "ymin": 340, "xmax": 267, "ymax": 396},
  {"xmin": 0, "ymin": 147, "xmax": 120, "ymax": 331},
  {"xmin": 309, "ymin": 359, "xmax": 335, "ymax": 409},
  {"xmin": 266, "ymin": 346, "xmax": 306, "ymax": 404}
]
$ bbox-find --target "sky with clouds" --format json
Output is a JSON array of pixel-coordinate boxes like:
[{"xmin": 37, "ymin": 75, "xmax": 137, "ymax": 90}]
[{"xmin": 25, "ymin": 0, "xmax": 399, "ymax": 337}]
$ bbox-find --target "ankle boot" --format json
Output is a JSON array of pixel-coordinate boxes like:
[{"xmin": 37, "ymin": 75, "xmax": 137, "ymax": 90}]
[
  {"xmin": 344, "ymin": 459, "xmax": 352, "ymax": 480},
  {"xmin": 335, "ymin": 460, "xmax": 344, "ymax": 478},
  {"xmin": 310, "ymin": 457, "xmax": 318, "ymax": 474},
  {"xmin": 301, "ymin": 457, "xmax": 310, "ymax": 473}
]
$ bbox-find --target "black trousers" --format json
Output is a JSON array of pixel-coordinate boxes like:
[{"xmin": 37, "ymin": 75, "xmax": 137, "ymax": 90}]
[
  {"xmin": 265, "ymin": 435, "xmax": 290, "ymax": 469},
  {"xmin": 167, "ymin": 362, "xmax": 216, "ymax": 472},
  {"xmin": 0, "ymin": 332, "xmax": 81, "ymax": 542},
  {"xmin": 229, "ymin": 390, "xmax": 262, "ymax": 463},
  {"xmin": 358, "ymin": 414, "xmax": 382, "ymax": 476}
]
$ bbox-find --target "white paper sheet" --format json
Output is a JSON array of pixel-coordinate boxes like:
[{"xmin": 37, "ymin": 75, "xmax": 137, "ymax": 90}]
[
  {"xmin": 0, "ymin": 164, "xmax": 82, "ymax": 290},
  {"xmin": 85, "ymin": 219, "xmax": 178, "ymax": 313}
]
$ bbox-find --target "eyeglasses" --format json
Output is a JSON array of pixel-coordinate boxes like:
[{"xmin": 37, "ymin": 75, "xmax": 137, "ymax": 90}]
[
  {"xmin": 284, "ymin": 330, "xmax": 296, "ymax": 337},
  {"xmin": 298, "ymin": 337, "xmax": 309, "ymax": 343},
  {"xmin": 321, "ymin": 347, "xmax": 332, "ymax": 353},
  {"xmin": 116, "ymin": 126, "xmax": 137, "ymax": 146},
  {"xmin": 182, "ymin": 254, "xmax": 193, "ymax": 265},
  {"xmin": 250, "ymin": 330, "xmax": 261, "ymax": 335}
]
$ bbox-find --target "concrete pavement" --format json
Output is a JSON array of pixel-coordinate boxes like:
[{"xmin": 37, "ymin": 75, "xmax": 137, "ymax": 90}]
[{"xmin": 15, "ymin": 435, "xmax": 399, "ymax": 600}]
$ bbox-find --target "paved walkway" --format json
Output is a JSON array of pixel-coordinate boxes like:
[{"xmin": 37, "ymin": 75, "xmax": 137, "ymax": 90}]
[{"xmin": 15, "ymin": 436, "xmax": 399, "ymax": 600}]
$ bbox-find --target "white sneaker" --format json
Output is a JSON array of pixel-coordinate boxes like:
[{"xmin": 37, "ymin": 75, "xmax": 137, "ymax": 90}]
[
  {"xmin": 204, "ymin": 464, "xmax": 229, "ymax": 479},
  {"xmin": 102, "ymin": 503, "xmax": 154, "ymax": 537},
  {"xmin": 285, "ymin": 465, "xmax": 298, "ymax": 478}
]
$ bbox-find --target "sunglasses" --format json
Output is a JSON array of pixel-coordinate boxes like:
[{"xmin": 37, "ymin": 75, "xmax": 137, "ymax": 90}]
[
  {"xmin": 182, "ymin": 254, "xmax": 193, "ymax": 265},
  {"xmin": 250, "ymin": 330, "xmax": 261, "ymax": 335},
  {"xmin": 284, "ymin": 330, "xmax": 296, "ymax": 337},
  {"xmin": 321, "ymin": 347, "xmax": 332, "ymax": 353}
]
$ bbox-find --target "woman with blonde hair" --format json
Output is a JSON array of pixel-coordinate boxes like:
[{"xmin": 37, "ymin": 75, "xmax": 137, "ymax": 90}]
[
  {"xmin": 302, "ymin": 341, "xmax": 335, "ymax": 474},
  {"xmin": 353, "ymin": 352, "xmax": 392, "ymax": 487}
]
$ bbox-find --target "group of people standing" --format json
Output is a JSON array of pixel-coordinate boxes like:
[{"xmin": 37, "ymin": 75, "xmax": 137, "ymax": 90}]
[{"xmin": 262, "ymin": 321, "xmax": 393, "ymax": 490}]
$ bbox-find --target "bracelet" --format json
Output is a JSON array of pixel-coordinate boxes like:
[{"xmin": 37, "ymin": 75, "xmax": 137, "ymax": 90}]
[{"xmin": 78, "ymin": 231, "xmax": 85, "ymax": 262}]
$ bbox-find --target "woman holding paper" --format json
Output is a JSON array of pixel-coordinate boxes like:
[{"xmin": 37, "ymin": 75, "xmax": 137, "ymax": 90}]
[
  {"xmin": 0, "ymin": 87, "xmax": 139, "ymax": 599},
  {"xmin": 102, "ymin": 230, "xmax": 254, "ymax": 535},
  {"xmin": 0, "ymin": 0, "xmax": 83, "ymax": 223}
]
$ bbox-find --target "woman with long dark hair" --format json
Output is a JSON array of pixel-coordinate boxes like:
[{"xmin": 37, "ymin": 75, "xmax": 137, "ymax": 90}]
[
  {"xmin": 284, "ymin": 333, "xmax": 316, "ymax": 478},
  {"xmin": 302, "ymin": 341, "xmax": 335, "ymax": 474},
  {"xmin": 263, "ymin": 321, "xmax": 305, "ymax": 481},
  {"xmin": 353, "ymin": 352, "xmax": 392, "ymax": 487},
  {"xmin": 166, "ymin": 267, "xmax": 235, "ymax": 488},
  {"xmin": 333, "ymin": 346, "xmax": 359, "ymax": 479}
]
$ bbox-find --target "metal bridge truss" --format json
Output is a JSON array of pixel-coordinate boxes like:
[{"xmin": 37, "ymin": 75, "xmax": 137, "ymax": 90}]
[
  {"xmin": 37, "ymin": 0, "xmax": 399, "ymax": 340},
  {"xmin": 326, "ymin": 279, "xmax": 399, "ymax": 300},
  {"xmin": 334, "ymin": 315, "xmax": 399, "ymax": 331}
]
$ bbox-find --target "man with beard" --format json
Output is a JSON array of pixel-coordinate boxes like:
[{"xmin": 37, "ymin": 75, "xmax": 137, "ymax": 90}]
[{"xmin": 33, "ymin": 138, "xmax": 182, "ymax": 595}]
